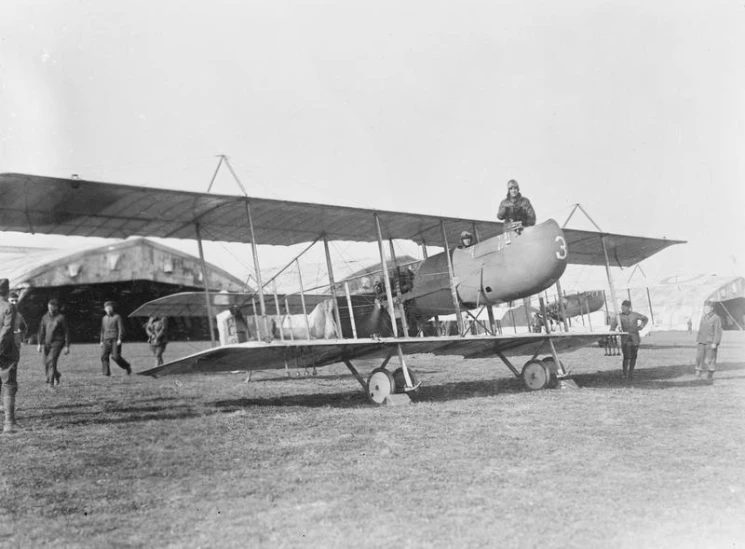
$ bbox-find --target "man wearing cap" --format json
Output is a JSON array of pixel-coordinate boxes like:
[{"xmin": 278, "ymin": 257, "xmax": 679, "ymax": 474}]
[
  {"xmin": 37, "ymin": 298, "xmax": 70, "ymax": 386},
  {"xmin": 695, "ymin": 301, "xmax": 722, "ymax": 383},
  {"xmin": 497, "ymin": 179, "xmax": 536, "ymax": 232},
  {"xmin": 611, "ymin": 300, "xmax": 649, "ymax": 380},
  {"xmin": 458, "ymin": 231, "xmax": 474, "ymax": 248},
  {"xmin": 0, "ymin": 279, "xmax": 21, "ymax": 432},
  {"xmin": 100, "ymin": 301, "xmax": 132, "ymax": 376},
  {"xmin": 9, "ymin": 292, "xmax": 28, "ymax": 349}
]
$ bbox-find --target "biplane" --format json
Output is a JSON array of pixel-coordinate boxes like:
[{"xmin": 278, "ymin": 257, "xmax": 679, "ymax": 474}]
[{"xmin": 0, "ymin": 172, "xmax": 684, "ymax": 404}]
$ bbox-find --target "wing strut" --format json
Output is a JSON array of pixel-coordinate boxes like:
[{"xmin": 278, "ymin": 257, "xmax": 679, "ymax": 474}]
[
  {"xmin": 601, "ymin": 235, "xmax": 622, "ymax": 330},
  {"xmin": 375, "ymin": 214, "xmax": 399, "ymax": 337},
  {"xmin": 554, "ymin": 278, "xmax": 570, "ymax": 331},
  {"xmin": 296, "ymin": 260, "xmax": 312, "ymax": 339},
  {"xmin": 245, "ymin": 201, "xmax": 270, "ymax": 339},
  {"xmin": 420, "ymin": 241, "xmax": 442, "ymax": 333},
  {"xmin": 271, "ymin": 281, "xmax": 284, "ymax": 342},
  {"xmin": 440, "ymin": 220, "xmax": 465, "ymax": 334},
  {"xmin": 322, "ymin": 235, "xmax": 344, "ymax": 338},
  {"xmin": 283, "ymin": 297, "xmax": 295, "ymax": 341},
  {"xmin": 343, "ymin": 281, "xmax": 358, "ymax": 339},
  {"xmin": 388, "ymin": 239, "xmax": 410, "ymax": 336},
  {"xmin": 250, "ymin": 296, "xmax": 260, "ymax": 341},
  {"xmin": 194, "ymin": 223, "xmax": 217, "ymax": 347}
]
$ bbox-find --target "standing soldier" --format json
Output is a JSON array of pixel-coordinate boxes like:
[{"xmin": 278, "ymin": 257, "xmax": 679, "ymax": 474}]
[
  {"xmin": 611, "ymin": 300, "xmax": 649, "ymax": 381},
  {"xmin": 145, "ymin": 315, "xmax": 168, "ymax": 367},
  {"xmin": 9, "ymin": 292, "xmax": 28, "ymax": 348},
  {"xmin": 695, "ymin": 301, "xmax": 722, "ymax": 383},
  {"xmin": 100, "ymin": 301, "xmax": 132, "ymax": 376},
  {"xmin": 0, "ymin": 279, "xmax": 20, "ymax": 433},
  {"xmin": 37, "ymin": 298, "xmax": 70, "ymax": 387}
]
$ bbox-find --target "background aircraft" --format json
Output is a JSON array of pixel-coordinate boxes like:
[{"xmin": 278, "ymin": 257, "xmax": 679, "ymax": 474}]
[{"xmin": 546, "ymin": 290, "xmax": 606, "ymax": 322}]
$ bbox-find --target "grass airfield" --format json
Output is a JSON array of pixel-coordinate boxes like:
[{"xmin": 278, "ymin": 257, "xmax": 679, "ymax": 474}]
[{"xmin": 1, "ymin": 331, "xmax": 744, "ymax": 548}]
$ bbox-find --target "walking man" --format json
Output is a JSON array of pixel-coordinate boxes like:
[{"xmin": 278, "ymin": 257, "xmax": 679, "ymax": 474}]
[
  {"xmin": 100, "ymin": 301, "xmax": 132, "ymax": 376},
  {"xmin": 611, "ymin": 300, "xmax": 649, "ymax": 381},
  {"xmin": 37, "ymin": 298, "xmax": 70, "ymax": 386},
  {"xmin": 695, "ymin": 301, "xmax": 722, "ymax": 383},
  {"xmin": 145, "ymin": 315, "xmax": 168, "ymax": 367},
  {"xmin": 9, "ymin": 292, "xmax": 28, "ymax": 348},
  {"xmin": 0, "ymin": 279, "xmax": 20, "ymax": 433}
]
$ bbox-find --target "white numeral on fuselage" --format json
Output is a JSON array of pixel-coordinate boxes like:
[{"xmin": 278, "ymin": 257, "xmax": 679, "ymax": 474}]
[{"xmin": 555, "ymin": 236, "xmax": 567, "ymax": 260}]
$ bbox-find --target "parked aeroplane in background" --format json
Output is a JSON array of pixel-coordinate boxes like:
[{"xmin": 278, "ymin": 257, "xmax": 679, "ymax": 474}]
[
  {"xmin": 546, "ymin": 290, "xmax": 606, "ymax": 322},
  {"xmin": 0, "ymin": 173, "xmax": 684, "ymax": 403}
]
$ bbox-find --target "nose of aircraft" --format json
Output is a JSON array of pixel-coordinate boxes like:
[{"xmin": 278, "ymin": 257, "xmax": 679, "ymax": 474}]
[{"xmin": 477, "ymin": 219, "xmax": 568, "ymax": 305}]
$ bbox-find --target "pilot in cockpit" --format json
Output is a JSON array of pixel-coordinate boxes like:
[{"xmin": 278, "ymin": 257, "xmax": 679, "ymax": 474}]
[
  {"xmin": 497, "ymin": 179, "xmax": 536, "ymax": 234},
  {"xmin": 458, "ymin": 230, "xmax": 474, "ymax": 248}
]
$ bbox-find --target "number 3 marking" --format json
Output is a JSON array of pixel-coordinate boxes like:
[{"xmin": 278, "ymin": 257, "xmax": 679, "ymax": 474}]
[{"xmin": 555, "ymin": 236, "xmax": 567, "ymax": 260}]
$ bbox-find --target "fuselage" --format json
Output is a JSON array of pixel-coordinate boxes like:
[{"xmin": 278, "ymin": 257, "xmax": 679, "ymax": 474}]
[
  {"xmin": 266, "ymin": 219, "xmax": 570, "ymax": 339},
  {"xmin": 407, "ymin": 219, "xmax": 568, "ymax": 319}
]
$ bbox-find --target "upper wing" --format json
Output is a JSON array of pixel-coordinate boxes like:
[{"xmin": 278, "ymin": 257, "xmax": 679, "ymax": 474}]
[
  {"xmin": 0, "ymin": 172, "xmax": 684, "ymax": 267},
  {"xmin": 129, "ymin": 291, "xmax": 331, "ymax": 318},
  {"xmin": 139, "ymin": 332, "xmax": 605, "ymax": 377}
]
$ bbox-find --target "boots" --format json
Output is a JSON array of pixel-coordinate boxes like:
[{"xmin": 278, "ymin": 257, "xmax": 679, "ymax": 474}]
[
  {"xmin": 628, "ymin": 359, "xmax": 636, "ymax": 381},
  {"xmin": 706, "ymin": 371, "xmax": 714, "ymax": 385},
  {"xmin": 622, "ymin": 359, "xmax": 629, "ymax": 379},
  {"xmin": 3, "ymin": 391, "xmax": 16, "ymax": 434}
]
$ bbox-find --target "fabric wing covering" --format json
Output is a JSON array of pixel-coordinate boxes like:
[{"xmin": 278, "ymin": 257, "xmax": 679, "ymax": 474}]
[
  {"xmin": 129, "ymin": 292, "xmax": 330, "ymax": 318},
  {"xmin": 0, "ymin": 173, "xmax": 684, "ymax": 267},
  {"xmin": 140, "ymin": 333, "xmax": 603, "ymax": 377}
]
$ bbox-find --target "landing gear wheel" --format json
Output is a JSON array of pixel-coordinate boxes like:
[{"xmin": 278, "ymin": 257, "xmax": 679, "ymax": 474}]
[
  {"xmin": 392, "ymin": 367, "xmax": 420, "ymax": 393},
  {"xmin": 368, "ymin": 368, "xmax": 396, "ymax": 404},
  {"xmin": 522, "ymin": 360, "xmax": 550, "ymax": 391},
  {"xmin": 541, "ymin": 357, "xmax": 561, "ymax": 389}
]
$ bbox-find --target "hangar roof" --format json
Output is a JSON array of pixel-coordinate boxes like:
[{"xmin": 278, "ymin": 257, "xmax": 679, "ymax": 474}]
[{"xmin": 0, "ymin": 237, "xmax": 249, "ymax": 292}]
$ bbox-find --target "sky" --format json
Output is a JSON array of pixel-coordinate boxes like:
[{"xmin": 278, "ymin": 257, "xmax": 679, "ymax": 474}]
[{"xmin": 1, "ymin": 0, "xmax": 744, "ymax": 292}]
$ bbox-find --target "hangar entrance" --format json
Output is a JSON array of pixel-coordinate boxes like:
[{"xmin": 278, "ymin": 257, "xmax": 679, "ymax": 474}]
[
  {"xmin": 713, "ymin": 297, "xmax": 745, "ymax": 331},
  {"xmin": 2, "ymin": 237, "xmax": 249, "ymax": 344},
  {"xmin": 19, "ymin": 281, "xmax": 214, "ymax": 343}
]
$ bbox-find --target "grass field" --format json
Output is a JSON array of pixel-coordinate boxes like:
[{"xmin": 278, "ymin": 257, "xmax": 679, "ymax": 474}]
[{"xmin": 1, "ymin": 331, "xmax": 744, "ymax": 548}]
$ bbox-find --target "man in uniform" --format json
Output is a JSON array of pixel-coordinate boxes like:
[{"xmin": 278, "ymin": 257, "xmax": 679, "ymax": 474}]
[
  {"xmin": 0, "ymin": 279, "xmax": 20, "ymax": 433},
  {"xmin": 9, "ymin": 292, "xmax": 28, "ymax": 348},
  {"xmin": 695, "ymin": 301, "xmax": 722, "ymax": 383},
  {"xmin": 611, "ymin": 300, "xmax": 649, "ymax": 381},
  {"xmin": 497, "ymin": 179, "xmax": 536, "ymax": 232},
  {"xmin": 100, "ymin": 301, "xmax": 132, "ymax": 376},
  {"xmin": 145, "ymin": 315, "xmax": 168, "ymax": 367},
  {"xmin": 37, "ymin": 298, "xmax": 70, "ymax": 387}
]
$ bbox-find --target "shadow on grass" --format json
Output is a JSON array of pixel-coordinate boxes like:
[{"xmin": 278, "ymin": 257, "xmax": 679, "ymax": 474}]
[
  {"xmin": 213, "ymin": 390, "xmax": 368, "ymax": 409},
  {"xmin": 52, "ymin": 403, "xmax": 205, "ymax": 426},
  {"xmin": 215, "ymin": 361, "xmax": 745, "ymax": 408},
  {"xmin": 415, "ymin": 377, "xmax": 524, "ymax": 402},
  {"xmin": 46, "ymin": 396, "xmax": 185, "ymax": 411},
  {"xmin": 574, "ymin": 361, "xmax": 745, "ymax": 390},
  {"xmin": 211, "ymin": 376, "xmax": 529, "ymax": 409}
]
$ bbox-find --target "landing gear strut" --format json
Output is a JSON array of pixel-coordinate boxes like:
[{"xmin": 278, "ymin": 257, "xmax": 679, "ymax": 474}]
[{"xmin": 343, "ymin": 344, "xmax": 421, "ymax": 405}]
